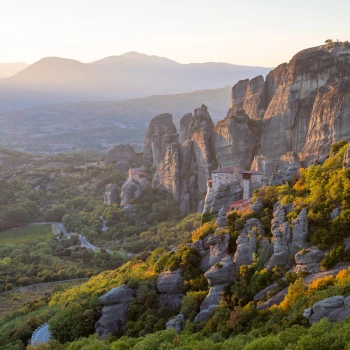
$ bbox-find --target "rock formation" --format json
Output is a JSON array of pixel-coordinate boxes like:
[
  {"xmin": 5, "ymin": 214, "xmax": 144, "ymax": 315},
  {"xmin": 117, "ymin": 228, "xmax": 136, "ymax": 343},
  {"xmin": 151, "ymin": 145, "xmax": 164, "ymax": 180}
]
[
  {"xmin": 197, "ymin": 234, "xmax": 231, "ymax": 272},
  {"xmin": 195, "ymin": 255, "xmax": 235, "ymax": 322},
  {"xmin": 294, "ymin": 246, "xmax": 324, "ymax": 274},
  {"xmin": 113, "ymin": 160, "xmax": 130, "ymax": 174},
  {"xmin": 234, "ymin": 218, "xmax": 264, "ymax": 270},
  {"xmin": 344, "ymin": 145, "xmax": 350, "ymax": 169},
  {"xmin": 216, "ymin": 206, "xmax": 228, "ymax": 228},
  {"xmin": 106, "ymin": 144, "xmax": 137, "ymax": 165},
  {"xmin": 268, "ymin": 171, "xmax": 285, "ymax": 186},
  {"xmin": 120, "ymin": 168, "xmax": 148, "ymax": 206},
  {"xmin": 104, "ymin": 184, "xmax": 118, "ymax": 205},
  {"xmin": 141, "ymin": 45, "xmax": 350, "ymax": 214},
  {"xmin": 265, "ymin": 205, "xmax": 309, "ymax": 270},
  {"xmin": 203, "ymin": 183, "xmax": 241, "ymax": 216},
  {"xmin": 228, "ymin": 76, "xmax": 265, "ymax": 120},
  {"xmin": 147, "ymin": 106, "xmax": 216, "ymax": 214},
  {"xmin": 143, "ymin": 113, "xmax": 177, "ymax": 166},
  {"xmin": 304, "ymin": 295, "xmax": 350, "ymax": 325},
  {"xmin": 291, "ymin": 209, "xmax": 308, "ymax": 250},
  {"xmin": 166, "ymin": 313, "xmax": 185, "ymax": 333},
  {"xmin": 214, "ymin": 114, "xmax": 259, "ymax": 169},
  {"xmin": 157, "ymin": 269, "xmax": 183, "ymax": 310},
  {"xmin": 95, "ymin": 285, "xmax": 134, "ymax": 339},
  {"xmin": 265, "ymin": 205, "xmax": 291, "ymax": 269}
]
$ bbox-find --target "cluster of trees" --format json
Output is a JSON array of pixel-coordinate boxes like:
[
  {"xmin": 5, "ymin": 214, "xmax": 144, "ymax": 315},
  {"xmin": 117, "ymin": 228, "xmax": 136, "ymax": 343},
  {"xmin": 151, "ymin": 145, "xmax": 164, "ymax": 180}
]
[
  {"xmin": 0, "ymin": 232, "xmax": 128, "ymax": 292},
  {"xmin": 325, "ymin": 38, "xmax": 350, "ymax": 50}
]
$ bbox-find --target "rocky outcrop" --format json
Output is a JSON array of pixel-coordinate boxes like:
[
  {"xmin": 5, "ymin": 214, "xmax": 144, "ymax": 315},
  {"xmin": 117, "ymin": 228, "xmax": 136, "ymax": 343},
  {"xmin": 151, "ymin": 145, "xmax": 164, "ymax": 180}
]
[
  {"xmin": 294, "ymin": 246, "xmax": 324, "ymax": 274},
  {"xmin": 195, "ymin": 256, "xmax": 235, "ymax": 322},
  {"xmin": 214, "ymin": 115, "xmax": 259, "ymax": 169},
  {"xmin": 268, "ymin": 171, "xmax": 285, "ymax": 186},
  {"xmin": 257, "ymin": 265, "xmax": 350, "ymax": 310},
  {"xmin": 198, "ymin": 234, "xmax": 231, "ymax": 272},
  {"xmin": 157, "ymin": 269, "xmax": 183, "ymax": 310},
  {"xmin": 216, "ymin": 206, "xmax": 228, "ymax": 228},
  {"xmin": 143, "ymin": 113, "xmax": 177, "ymax": 166},
  {"xmin": 265, "ymin": 205, "xmax": 291, "ymax": 269},
  {"xmin": 291, "ymin": 209, "xmax": 308, "ymax": 250},
  {"xmin": 120, "ymin": 168, "xmax": 148, "ymax": 206},
  {"xmin": 285, "ymin": 166, "xmax": 299, "ymax": 182},
  {"xmin": 166, "ymin": 313, "xmax": 185, "ymax": 333},
  {"xmin": 234, "ymin": 218, "xmax": 264, "ymax": 270},
  {"xmin": 203, "ymin": 183, "xmax": 241, "ymax": 216},
  {"xmin": 106, "ymin": 144, "xmax": 137, "ymax": 165},
  {"xmin": 304, "ymin": 295, "xmax": 350, "ymax": 325},
  {"xmin": 113, "ymin": 160, "xmax": 130, "ymax": 174},
  {"xmin": 179, "ymin": 113, "xmax": 193, "ymax": 143},
  {"xmin": 95, "ymin": 285, "xmax": 134, "ymax": 339},
  {"xmin": 344, "ymin": 145, "xmax": 350, "ymax": 169},
  {"xmin": 228, "ymin": 76, "xmax": 265, "ymax": 120},
  {"xmin": 104, "ymin": 184, "xmax": 118, "ymax": 205},
  {"xmin": 152, "ymin": 134, "xmax": 181, "ymax": 202},
  {"xmin": 250, "ymin": 197, "xmax": 263, "ymax": 213}
]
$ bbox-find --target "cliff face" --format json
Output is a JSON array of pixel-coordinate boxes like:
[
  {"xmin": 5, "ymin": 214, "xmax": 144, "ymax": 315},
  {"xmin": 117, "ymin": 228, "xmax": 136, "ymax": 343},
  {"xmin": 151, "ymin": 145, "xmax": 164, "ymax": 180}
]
[
  {"xmin": 143, "ymin": 44, "xmax": 350, "ymax": 214},
  {"xmin": 143, "ymin": 113, "xmax": 177, "ymax": 166},
  {"xmin": 301, "ymin": 77, "xmax": 350, "ymax": 163},
  {"xmin": 228, "ymin": 76, "xmax": 265, "ymax": 120},
  {"xmin": 214, "ymin": 115, "xmax": 259, "ymax": 169},
  {"xmin": 258, "ymin": 47, "xmax": 350, "ymax": 167},
  {"xmin": 146, "ymin": 106, "xmax": 215, "ymax": 214}
]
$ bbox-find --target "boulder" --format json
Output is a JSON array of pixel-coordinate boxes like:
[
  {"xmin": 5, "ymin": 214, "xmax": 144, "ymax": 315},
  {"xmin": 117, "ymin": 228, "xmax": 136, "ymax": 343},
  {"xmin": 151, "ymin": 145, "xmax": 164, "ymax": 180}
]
[
  {"xmin": 199, "ymin": 234, "xmax": 230, "ymax": 272},
  {"xmin": 306, "ymin": 295, "xmax": 349, "ymax": 325},
  {"xmin": 268, "ymin": 171, "xmax": 285, "ymax": 186},
  {"xmin": 285, "ymin": 166, "xmax": 299, "ymax": 182},
  {"xmin": 194, "ymin": 305, "xmax": 217, "ymax": 322},
  {"xmin": 204, "ymin": 255, "xmax": 235, "ymax": 287},
  {"xmin": 295, "ymin": 247, "xmax": 324, "ymax": 265},
  {"xmin": 157, "ymin": 269, "xmax": 183, "ymax": 294},
  {"xmin": 96, "ymin": 285, "xmax": 134, "ymax": 339},
  {"xmin": 166, "ymin": 313, "xmax": 185, "ymax": 333},
  {"xmin": 143, "ymin": 113, "xmax": 177, "ymax": 166},
  {"xmin": 344, "ymin": 145, "xmax": 350, "ymax": 169}
]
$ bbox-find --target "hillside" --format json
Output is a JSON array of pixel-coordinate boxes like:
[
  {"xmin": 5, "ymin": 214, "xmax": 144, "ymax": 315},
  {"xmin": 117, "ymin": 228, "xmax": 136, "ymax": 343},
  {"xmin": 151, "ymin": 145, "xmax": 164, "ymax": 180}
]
[
  {"xmin": 1, "ymin": 140, "xmax": 350, "ymax": 349},
  {"xmin": 0, "ymin": 52, "xmax": 271, "ymax": 111}
]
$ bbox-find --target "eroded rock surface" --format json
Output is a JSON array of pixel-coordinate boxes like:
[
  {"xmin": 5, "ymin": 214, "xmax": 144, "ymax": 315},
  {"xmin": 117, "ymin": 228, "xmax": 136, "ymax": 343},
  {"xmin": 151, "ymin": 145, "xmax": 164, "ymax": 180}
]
[
  {"xmin": 305, "ymin": 295, "xmax": 350, "ymax": 325},
  {"xmin": 95, "ymin": 285, "xmax": 134, "ymax": 339}
]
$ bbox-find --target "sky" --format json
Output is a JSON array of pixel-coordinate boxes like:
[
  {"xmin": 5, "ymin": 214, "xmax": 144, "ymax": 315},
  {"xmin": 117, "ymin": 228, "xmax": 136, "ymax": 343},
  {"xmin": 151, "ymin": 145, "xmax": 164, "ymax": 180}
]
[{"xmin": 1, "ymin": 0, "xmax": 349, "ymax": 67}]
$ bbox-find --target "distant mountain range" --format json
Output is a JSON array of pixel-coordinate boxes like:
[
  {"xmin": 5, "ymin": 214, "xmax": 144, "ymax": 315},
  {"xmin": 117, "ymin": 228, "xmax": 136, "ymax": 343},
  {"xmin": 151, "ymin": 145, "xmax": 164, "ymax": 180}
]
[
  {"xmin": 0, "ymin": 86, "xmax": 232, "ymax": 154},
  {"xmin": 0, "ymin": 52, "xmax": 271, "ymax": 110}
]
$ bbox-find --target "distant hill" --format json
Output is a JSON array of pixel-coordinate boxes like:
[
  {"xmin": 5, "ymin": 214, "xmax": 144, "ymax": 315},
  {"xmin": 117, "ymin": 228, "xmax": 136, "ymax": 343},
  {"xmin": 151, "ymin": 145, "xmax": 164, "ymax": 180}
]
[
  {"xmin": 0, "ymin": 86, "xmax": 231, "ymax": 154},
  {"xmin": 0, "ymin": 52, "xmax": 271, "ymax": 110},
  {"xmin": 0, "ymin": 63, "xmax": 29, "ymax": 78}
]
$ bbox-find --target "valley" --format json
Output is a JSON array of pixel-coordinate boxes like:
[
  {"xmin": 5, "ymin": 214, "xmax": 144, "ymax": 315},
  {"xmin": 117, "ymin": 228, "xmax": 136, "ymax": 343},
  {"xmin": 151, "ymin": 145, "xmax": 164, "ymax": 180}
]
[{"xmin": 1, "ymin": 39, "xmax": 350, "ymax": 350}]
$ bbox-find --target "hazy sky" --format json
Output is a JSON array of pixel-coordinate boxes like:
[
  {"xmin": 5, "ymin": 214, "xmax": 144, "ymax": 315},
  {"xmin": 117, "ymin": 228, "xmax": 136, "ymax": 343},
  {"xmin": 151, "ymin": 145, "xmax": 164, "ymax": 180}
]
[{"xmin": 2, "ymin": 0, "xmax": 349, "ymax": 67}]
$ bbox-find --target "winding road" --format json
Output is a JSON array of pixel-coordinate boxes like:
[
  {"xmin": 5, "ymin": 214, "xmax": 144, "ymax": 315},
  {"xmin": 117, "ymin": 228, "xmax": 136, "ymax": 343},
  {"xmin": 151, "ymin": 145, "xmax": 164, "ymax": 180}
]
[{"xmin": 31, "ymin": 323, "xmax": 51, "ymax": 345}]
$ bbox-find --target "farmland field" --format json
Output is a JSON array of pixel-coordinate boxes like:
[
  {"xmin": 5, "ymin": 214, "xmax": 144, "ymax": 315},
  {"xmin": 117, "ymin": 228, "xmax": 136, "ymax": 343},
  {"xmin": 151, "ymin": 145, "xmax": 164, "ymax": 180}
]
[{"xmin": 0, "ymin": 224, "xmax": 53, "ymax": 245}]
